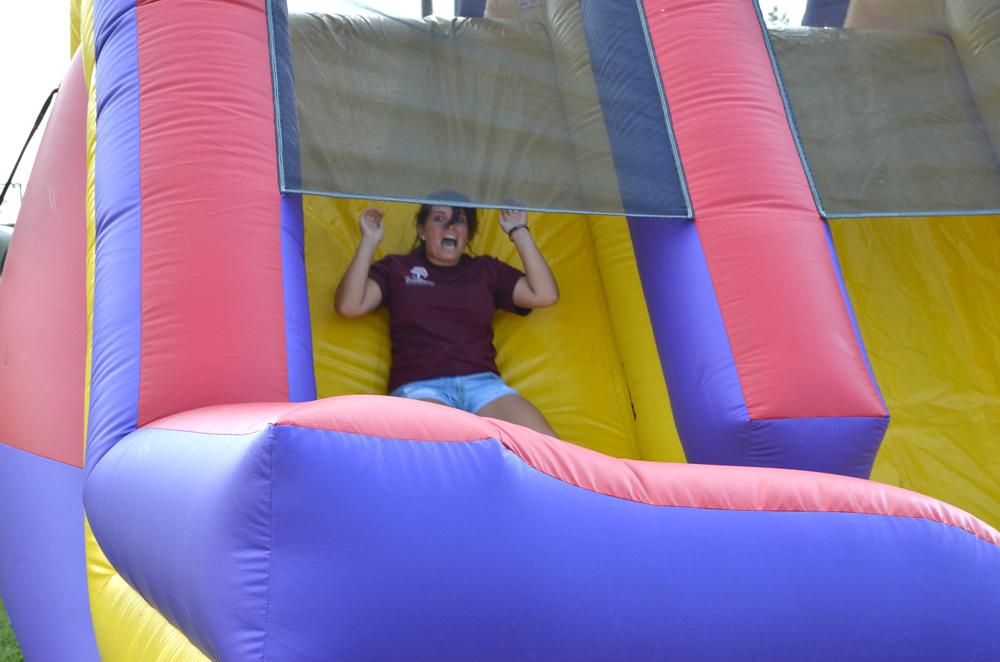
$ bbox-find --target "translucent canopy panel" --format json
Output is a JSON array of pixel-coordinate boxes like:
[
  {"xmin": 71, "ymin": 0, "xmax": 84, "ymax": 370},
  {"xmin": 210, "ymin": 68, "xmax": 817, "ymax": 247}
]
[
  {"xmin": 270, "ymin": 0, "xmax": 690, "ymax": 218},
  {"xmin": 766, "ymin": 0, "xmax": 1000, "ymax": 216}
]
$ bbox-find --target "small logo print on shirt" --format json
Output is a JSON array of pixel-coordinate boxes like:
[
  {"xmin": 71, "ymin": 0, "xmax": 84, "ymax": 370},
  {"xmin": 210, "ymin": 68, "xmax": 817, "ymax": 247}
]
[{"xmin": 405, "ymin": 266, "xmax": 435, "ymax": 286}]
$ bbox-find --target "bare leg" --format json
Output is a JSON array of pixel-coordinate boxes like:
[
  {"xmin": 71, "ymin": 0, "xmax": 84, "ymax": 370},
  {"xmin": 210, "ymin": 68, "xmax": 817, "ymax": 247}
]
[{"xmin": 476, "ymin": 395, "xmax": 557, "ymax": 438}]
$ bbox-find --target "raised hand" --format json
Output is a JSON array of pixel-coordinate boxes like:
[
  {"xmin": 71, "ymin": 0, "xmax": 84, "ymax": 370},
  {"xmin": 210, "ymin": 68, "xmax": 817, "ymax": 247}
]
[
  {"xmin": 499, "ymin": 208, "xmax": 528, "ymax": 237},
  {"xmin": 359, "ymin": 207, "xmax": 385, "ymax": 244},
  {"xmin": 335, "ymin": 207, "xmax": 386, "ymax": 318}
]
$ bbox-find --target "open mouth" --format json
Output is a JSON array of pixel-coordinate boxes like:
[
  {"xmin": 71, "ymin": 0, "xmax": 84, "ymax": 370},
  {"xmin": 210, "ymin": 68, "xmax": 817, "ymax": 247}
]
[{"xmin": 441, "ymin": 237, "xmax": 458, "ymax": 249}]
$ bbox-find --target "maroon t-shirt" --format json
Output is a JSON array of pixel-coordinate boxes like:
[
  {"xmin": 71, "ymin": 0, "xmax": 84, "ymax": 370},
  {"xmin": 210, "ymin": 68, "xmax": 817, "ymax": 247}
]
[{"xmin": 368, "ymin": 252, "xmax": 530, "ymax": 392}]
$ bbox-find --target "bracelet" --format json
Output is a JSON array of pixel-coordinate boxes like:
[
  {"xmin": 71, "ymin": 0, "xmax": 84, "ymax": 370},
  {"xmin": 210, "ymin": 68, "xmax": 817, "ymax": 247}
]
[{"xmin": 506, "ymin": 224, "xmax": 529, "ymax": 238}]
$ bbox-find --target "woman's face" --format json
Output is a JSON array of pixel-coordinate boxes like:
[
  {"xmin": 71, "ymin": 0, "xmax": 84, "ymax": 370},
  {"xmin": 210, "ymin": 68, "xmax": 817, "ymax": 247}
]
[{"xmin": 421, "ymin": 205, "xmax": 469, "ymax": 266}]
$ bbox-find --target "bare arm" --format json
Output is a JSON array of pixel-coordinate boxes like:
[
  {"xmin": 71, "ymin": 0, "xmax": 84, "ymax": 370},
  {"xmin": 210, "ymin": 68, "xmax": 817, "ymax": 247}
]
[
  {"xmin": 499, "ymin": 209, "xmax": 559, "ymax": 309},
  {"xmin": 334, "ymin": 208, "xmax": 385, "ymax": 318}
]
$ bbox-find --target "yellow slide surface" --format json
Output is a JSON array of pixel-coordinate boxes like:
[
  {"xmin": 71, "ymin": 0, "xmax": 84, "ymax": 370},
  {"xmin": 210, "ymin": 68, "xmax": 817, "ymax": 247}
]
[
  {"xmin": 304, "ymin": 196, "xmax": 682, "ymax": 461},
  {"xmin": 832, "ymin": 216, "xmax": 1000, "ymax": 528}
]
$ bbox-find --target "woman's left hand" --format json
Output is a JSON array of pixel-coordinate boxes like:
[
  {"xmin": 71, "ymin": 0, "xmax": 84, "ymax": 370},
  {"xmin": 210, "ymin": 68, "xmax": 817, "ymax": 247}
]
[
  {"xmin": 499, "ymin": 209, "xmax": 528, "ymax": 236},
  {"xmin": 502, "ymin": 208, "xmax": 560, "ymax": 309}
]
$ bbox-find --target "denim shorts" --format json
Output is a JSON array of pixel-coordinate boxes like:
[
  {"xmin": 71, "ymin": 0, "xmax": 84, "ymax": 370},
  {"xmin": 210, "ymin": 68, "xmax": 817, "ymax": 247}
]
[{"xmin": 390, "ymin": 371, "xmax": 518, "ymax": 413}]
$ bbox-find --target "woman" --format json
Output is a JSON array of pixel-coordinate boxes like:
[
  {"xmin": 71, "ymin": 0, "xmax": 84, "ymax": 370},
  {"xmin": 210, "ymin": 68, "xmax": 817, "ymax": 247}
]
[{"xmin": 335, "ymin": 201, "xmax": 559, "ymax": 437}]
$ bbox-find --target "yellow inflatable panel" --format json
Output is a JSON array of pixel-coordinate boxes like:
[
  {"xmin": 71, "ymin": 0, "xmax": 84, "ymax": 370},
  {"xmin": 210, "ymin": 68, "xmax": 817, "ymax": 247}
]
[
  {"xmin": 70, "ymin": 0, "xmax": 82, "ymax": 56},
  {"xmin": 82, "ymin": 0, "xmax": 96, "ymax": 448},
  {"xmin": 86, "ymin": 521, "xmax": 208, "ymax": 662},
  {"xmin": 588, "ymin": 216, "xmax": 683, "ymax": 462},
  {"xmin": 831, "ymin": 216, "xmax": 1000, "ymax": 528},
  {"xmin": 304, "ymin": 196, "xmax": 683, "ymax": 459}
]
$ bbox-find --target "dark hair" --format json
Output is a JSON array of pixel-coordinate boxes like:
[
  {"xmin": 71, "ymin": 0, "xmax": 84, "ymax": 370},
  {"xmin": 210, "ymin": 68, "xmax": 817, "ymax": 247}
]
[
  {"xmin": 414, "ymin": 204, "xmax": 478, "ymax": 239},
  {"xmin": 413, "ymin": 191, "xmax": 478, "ymax": 254}
]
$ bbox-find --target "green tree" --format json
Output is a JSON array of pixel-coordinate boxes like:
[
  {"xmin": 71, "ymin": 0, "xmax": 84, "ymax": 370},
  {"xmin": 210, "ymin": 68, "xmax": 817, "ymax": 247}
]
[{"xmin": 766, "ymin": 5, "xmax": 791, "ymax": 27}]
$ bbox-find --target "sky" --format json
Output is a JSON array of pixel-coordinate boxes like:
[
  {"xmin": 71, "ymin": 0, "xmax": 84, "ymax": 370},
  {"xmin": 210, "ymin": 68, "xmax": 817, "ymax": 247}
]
[
  {"xmin": 0, "ymin": 0, "xmax": 805, "ymax": 224},
  {"xmin": 0, "ymin": 0, "xmax": 69, "ymax": 224},
  {"xmin": 290, "ymin": 0, "xmax": 453, "ymax": 16},
  {"xmin": 762, "ymin": 0, "xmax": 807, "ymax": 26}
]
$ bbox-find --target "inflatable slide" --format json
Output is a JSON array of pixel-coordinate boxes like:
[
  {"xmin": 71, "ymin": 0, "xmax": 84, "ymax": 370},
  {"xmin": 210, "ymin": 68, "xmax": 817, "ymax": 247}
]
[{"xmin": 0, "ymin": 0, "xmax": 998, "ymax": 659}]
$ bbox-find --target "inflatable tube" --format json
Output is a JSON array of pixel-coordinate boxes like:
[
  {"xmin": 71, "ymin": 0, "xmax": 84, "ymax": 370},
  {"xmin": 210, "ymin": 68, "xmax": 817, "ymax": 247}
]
[
  {"xmin": 1, "ymin": 0, "xmax": 998, "ymax": 658},
  {"xmin": 83, "ymin": 398, "xmax": 1000, "ymax": 660}
]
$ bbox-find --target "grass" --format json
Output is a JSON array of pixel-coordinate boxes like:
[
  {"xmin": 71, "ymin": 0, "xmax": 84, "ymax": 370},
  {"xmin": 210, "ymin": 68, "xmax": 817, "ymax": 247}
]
[{"xmin": 0, "ymin": 597, "xmax": 23, "ymax": 662}]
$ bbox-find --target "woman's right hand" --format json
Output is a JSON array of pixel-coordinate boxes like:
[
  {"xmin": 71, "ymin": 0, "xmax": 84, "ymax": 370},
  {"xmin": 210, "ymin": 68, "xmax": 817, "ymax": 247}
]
[
  {"xmin": 336, "ymin": 207, "xmax": 387, "ymax": 317},
  {"xmin": 359, "ymin": 207, "xmax": 385, "ymax": 244}
]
